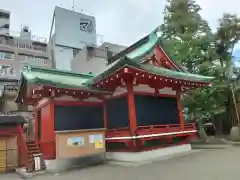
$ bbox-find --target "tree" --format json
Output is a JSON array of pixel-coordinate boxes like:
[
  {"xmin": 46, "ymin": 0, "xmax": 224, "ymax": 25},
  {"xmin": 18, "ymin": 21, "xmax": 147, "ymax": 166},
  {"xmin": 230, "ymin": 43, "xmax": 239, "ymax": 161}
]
[
  {"xmin": 161, "ymin": 0, "xmax": 212, "ymax": 73},
  {"xmin": 160, "ymin": 0, "xmax": 215, "ymax": 125},
  {"xmin": 185, "ymin": 14, "xmax": 240, "ymax": 135},
  {"xmin": 212, "ymin": 14, "xmax": 240, "ymax": 133},
  {"xmin": 160, "ymin": 0, "xmax": 240, "ymax": 137}
]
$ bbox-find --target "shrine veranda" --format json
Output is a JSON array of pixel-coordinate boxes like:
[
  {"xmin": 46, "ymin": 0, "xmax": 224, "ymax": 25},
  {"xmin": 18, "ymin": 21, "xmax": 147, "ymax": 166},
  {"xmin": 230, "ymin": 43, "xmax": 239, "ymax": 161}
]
[{"xmin": 16, "ymin": 27, "xmax": 214, "ymax": 160}]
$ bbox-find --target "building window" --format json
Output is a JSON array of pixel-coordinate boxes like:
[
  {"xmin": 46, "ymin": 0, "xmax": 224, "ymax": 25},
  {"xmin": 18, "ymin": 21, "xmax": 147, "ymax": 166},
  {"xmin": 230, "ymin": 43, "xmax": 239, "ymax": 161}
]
[
  {"xmin": 0, "ymin": 51, "xmax": 13, "ymax": 60},
  {"xmin": 20, "ymin": 55, "xmax": 48, "ymax": 65}
]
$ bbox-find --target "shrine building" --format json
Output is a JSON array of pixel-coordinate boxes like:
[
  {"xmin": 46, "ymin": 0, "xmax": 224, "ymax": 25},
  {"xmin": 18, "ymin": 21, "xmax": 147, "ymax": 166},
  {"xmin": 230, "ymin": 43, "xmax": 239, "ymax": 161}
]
[{"xmin": 15, "ymin": 27, "xmax": 214, "ymax": 165}]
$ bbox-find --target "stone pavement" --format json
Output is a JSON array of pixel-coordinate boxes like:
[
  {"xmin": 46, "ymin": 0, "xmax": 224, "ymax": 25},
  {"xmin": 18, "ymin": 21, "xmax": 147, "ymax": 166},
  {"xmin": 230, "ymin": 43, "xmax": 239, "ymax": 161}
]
[{"xmin": 2, "ymin": 147, "xmax": 240, "ymax": 180}]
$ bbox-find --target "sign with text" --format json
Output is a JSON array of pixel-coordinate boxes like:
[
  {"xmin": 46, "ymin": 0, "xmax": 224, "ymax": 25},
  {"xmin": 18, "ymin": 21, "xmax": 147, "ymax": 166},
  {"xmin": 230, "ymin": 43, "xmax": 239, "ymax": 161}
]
[{"xmin": 80, "ymin": 18, "xmax": 93, "ymax": 33}]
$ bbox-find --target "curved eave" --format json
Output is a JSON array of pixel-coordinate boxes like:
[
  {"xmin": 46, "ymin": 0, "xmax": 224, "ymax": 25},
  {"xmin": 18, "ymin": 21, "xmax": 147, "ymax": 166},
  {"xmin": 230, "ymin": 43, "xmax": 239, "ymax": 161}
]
[
  {"xmin": 108, "ymin": 27, "xmax": 161, "ymax": 65},
  {"xmin": 140, "ymin": 63, "xmax": 214, "ymax": 83},
  {"xmin": 28, "ymin": 65, "xmax": 96, "ymax": 78},
  {"xmin": 27, "ymin": 78, "xmax": 110, "ymax": 94},
  {"xmin": 125, "ymin": 28, "xmax": 161, "ymax": 61},
  {"xmin": 89, "ymin": 59, "xmax": 214, "ymax": 86},
  {"xmin": 18, "ymin": 72, "xmax": 111, "ymax": 99}
]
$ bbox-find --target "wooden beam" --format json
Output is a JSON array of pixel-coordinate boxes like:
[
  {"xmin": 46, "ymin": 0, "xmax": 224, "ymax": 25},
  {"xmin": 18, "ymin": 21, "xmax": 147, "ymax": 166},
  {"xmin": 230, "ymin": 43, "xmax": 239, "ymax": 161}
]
[{"xmin": 155, "ymin": 46, "xmax": 181, "ymax": 71}]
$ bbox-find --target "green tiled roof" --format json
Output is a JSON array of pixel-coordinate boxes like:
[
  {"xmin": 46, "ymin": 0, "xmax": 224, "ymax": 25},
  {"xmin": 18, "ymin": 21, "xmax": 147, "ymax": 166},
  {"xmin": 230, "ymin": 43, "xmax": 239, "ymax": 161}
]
[
  {"xmin": 107, "ymin": 28, "xmax": 160, "ymax": 64},
  {"xmin": 87, "ymin": 27, "xmax": 214, "ymax": 84},
  {"xmin": 87, "ymin": 58, "xmax": 214, "ymax": 85},
  {"xmin": 22, "ymin": 66, "xmax": 94, "ymax": 89},
  {"xmin": 18, "ymin": 66, "xmax": 108, "ymax": 94},
  {"xmin": 107, "ymin": 27, "xmax": 185, "ymax": 72}
]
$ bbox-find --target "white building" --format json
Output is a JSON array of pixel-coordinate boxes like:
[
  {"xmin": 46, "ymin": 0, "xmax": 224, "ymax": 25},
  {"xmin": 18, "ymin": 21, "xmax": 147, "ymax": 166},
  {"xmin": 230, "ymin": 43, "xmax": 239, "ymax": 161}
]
[
  {"xmin": 48, "ymin": 6, "xmax": 98, "ymax": 71},
  {"xmin": 71, "ymin": 42, "xmax": 126, "ymax": 75}
]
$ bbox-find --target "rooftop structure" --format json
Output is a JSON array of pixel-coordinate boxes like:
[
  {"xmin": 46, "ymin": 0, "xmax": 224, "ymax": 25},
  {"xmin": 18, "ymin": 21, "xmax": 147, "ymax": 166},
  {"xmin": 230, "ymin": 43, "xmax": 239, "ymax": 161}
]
[{"xmin": 71, "ymin": 42, "xmax": 126, "ymax": 75}]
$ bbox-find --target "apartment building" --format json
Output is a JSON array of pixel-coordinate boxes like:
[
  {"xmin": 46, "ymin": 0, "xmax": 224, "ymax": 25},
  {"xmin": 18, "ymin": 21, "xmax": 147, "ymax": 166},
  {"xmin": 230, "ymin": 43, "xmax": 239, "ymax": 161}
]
[
  {"xmin": 71, "ymin": 42, "xmax": 126, "ymax": 75},
  {"xmin": 0, "ymin": 27, "xmax": 52, "ymax": 79},
  {"xmin": 0, "ymin": 9, "xmax": 52, "ymax": 113}
]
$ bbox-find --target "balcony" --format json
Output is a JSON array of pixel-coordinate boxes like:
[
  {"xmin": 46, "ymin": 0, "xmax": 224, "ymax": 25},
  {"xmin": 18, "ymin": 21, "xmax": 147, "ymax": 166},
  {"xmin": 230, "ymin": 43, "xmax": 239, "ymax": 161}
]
[
  {"xmin": 0, "ymin": 29, "xmax": 48, "ymax": 54},
  {"xmin": 0, "ymin": 28, "xmax": 47, "ymax": 43},
  {"xmin": 19, "ymin": 55, "xmax": 52, "ymax": 69}
]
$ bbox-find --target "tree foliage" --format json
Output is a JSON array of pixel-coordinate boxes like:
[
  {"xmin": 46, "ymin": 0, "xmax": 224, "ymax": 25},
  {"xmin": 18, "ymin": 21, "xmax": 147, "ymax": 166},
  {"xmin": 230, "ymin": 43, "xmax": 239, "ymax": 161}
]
[
  {"xmin": 161, "ymin": 0, "xmax": 212, "ymax": 73},
  {"xmin": 161, "ymin": 0, "xmax": 240, "ymax": 129}
]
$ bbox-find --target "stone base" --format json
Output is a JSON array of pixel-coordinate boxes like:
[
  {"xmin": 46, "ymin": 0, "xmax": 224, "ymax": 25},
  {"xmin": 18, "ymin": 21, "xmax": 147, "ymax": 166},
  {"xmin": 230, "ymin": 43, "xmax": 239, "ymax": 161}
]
[
  {"xmin": 45, "ymin": 153, "xmax": 106, "ymax": 173},
  {"xmin": 107, "ymin": 144, "xmax": 191, "ymax": 163},
  {"xmin": 230, "ymin": 126, "xmax": 240, "ymax": 141},
  {"xmin": 15, "ymin": 167, "xmax": 47, "ymax": 179},
  {"xmin": 191, "ymin": 144, "xmax": 230, "ymax": 149}
]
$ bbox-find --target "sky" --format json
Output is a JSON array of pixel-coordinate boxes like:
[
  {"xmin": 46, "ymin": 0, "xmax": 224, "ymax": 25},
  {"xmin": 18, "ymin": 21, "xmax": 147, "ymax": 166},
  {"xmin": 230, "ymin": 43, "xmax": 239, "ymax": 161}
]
[{"xmin": 1, "ymin": 0, "xmax": 240, "ymax": 46}]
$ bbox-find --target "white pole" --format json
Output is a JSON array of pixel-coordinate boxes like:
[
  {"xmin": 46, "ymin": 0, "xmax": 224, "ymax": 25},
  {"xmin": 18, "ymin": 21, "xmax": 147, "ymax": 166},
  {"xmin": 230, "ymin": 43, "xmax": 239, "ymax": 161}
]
[{"xmin": 231, "ymin": 84, "xmax": 240, "ymax": 124}]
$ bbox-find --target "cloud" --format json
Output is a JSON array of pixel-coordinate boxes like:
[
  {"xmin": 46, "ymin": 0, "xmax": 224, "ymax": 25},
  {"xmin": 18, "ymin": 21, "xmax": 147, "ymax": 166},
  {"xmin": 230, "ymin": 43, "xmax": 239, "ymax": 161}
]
[
  {"xmin": 197, "ymin": 0, "xmax": 240, "ymax": 30},
  {"xmin": 1, "ymin": 0, "xmax": 240, "ymax": 45},
  {"xmin": 92, "ymin": 0, "xmax": 165, "ymax": 45}
]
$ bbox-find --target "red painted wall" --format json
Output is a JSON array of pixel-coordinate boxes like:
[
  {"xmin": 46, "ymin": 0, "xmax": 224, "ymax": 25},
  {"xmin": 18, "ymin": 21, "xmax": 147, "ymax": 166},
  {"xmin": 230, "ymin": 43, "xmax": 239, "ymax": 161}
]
[{"xmin": 36, "ymin": 101, "xmax": 55, "ymax": 160}]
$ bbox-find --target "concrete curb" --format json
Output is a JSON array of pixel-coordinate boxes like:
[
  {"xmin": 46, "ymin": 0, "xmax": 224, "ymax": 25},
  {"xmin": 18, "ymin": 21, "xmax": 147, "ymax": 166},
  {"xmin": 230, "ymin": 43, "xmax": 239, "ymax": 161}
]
[
  {"xmin": 107, "ymin": 144, "xmax": 192, "ymax": 165},
  {"xmin": 15, "ymin": 168, "xmax": 52, "ymax": 179},
  {"xmin": 108, "ymin": 150, "xmax": 202, "ymax": 167},
  {"xmin": 15, "ymin": 161, "xmax": 107, "ymax": 179},
  {"xmin": 15, "ymin": 156, "xmax": 107, "ymax": 178},
  {"xmin": 191, "ymin": 144, "xmax": 231, "ymax": 149}
]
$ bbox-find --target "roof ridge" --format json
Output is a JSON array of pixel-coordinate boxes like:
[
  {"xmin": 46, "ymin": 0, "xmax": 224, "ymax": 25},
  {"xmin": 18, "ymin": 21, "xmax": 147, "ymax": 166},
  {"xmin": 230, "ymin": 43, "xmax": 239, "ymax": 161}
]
[{"xmin": 107, "ymin": 26, "xmax": 161, "ymax": 64}]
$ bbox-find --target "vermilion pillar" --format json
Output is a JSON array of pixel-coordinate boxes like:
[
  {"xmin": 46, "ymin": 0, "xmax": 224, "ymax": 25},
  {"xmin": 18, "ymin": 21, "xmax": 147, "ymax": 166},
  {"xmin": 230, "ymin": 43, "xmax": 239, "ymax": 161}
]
[
  {"xmin": 176, "ymin": 91, "xmax": 184, "ymax": 129},
  {"xmin": 126, "ymin": 82, "xmax": 137, "ymax": 135},
  {"xmin": 103, "ymin": 102, "xmax": 107, "ymax": 129}
]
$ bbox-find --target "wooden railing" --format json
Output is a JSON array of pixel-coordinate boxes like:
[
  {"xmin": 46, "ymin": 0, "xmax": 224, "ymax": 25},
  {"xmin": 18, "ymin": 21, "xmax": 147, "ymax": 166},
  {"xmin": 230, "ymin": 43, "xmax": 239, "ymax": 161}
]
[
  {"xmin": 106, "ymin": 123, "xmax": 196, "ymax": 140},
  {"xmin": 106, "ymin": 127, "xmax": 131, "ymax": 138},
  {"xmin": 107, "ymin": 127, "xmax": 129, "ymax": 133}
]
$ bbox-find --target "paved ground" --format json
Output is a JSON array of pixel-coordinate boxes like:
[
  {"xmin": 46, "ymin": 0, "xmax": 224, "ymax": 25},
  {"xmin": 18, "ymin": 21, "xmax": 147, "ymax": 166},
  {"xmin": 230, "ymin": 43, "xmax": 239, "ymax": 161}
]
[{"xmin": 2, "ymin": 147, "xmax": 240, "ymax": 180}]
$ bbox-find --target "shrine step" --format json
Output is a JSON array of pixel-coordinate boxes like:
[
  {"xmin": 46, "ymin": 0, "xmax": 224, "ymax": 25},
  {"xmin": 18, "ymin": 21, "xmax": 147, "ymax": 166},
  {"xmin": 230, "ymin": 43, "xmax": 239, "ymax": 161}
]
[{"xmin": 25, "ymin": 140, "xmax": 46, "ymax": 172}]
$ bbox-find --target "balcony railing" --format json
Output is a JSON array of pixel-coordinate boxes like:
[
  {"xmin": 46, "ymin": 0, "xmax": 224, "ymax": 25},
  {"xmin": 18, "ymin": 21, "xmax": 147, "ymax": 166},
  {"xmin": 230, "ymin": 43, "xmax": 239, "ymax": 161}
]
[
  {"xmin": 0, "ymin": 28, "xmax": 48, "ymax": 52},
  {"xmin": 0, "ymin": 28, "xmax": 47, "ymax": 43},
  {"xmin": 0, "ymin": 38, "xmax": 47, "ymax": 52}
]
